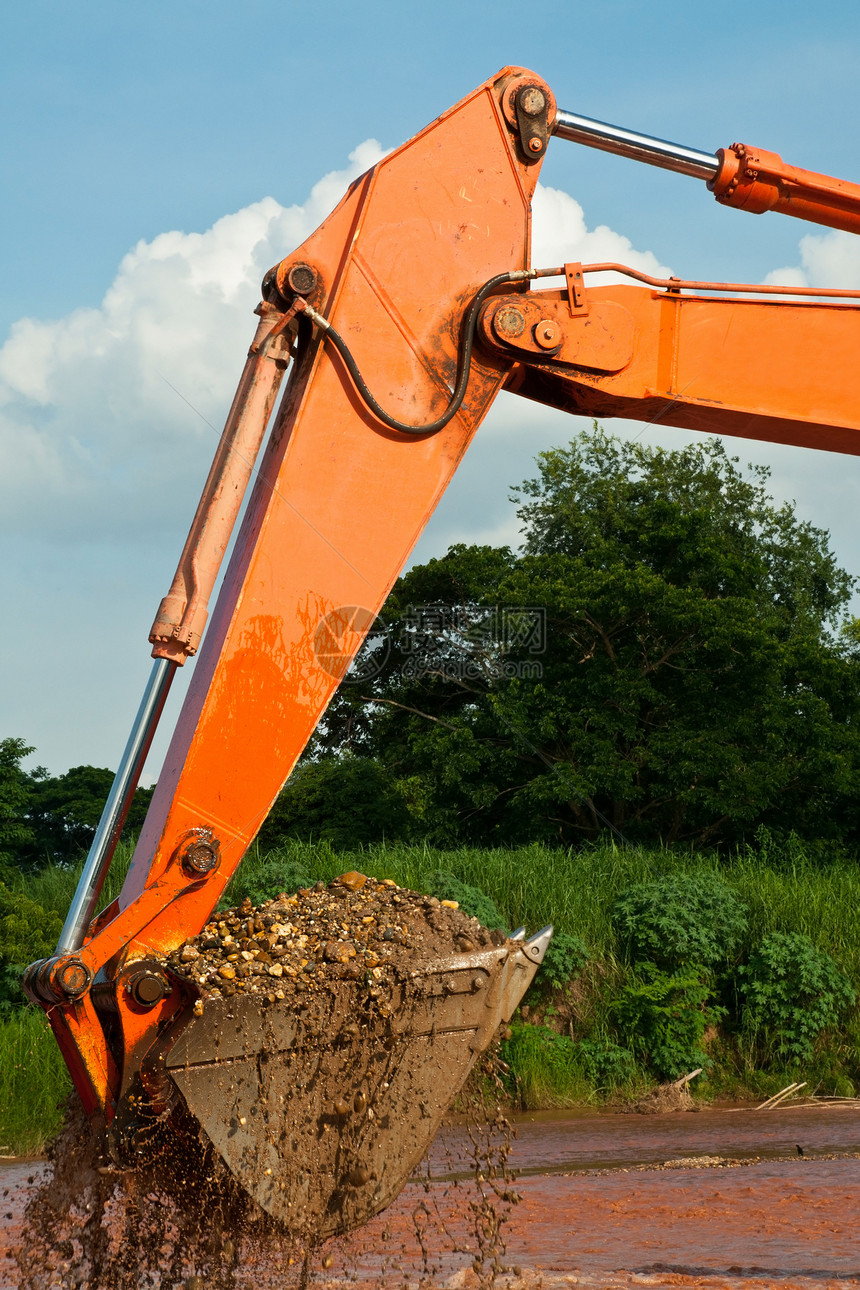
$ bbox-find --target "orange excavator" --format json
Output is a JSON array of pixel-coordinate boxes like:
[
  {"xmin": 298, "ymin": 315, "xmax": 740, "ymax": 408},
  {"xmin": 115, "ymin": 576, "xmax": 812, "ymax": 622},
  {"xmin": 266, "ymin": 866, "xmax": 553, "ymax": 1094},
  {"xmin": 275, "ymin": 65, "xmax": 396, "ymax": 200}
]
[{"xmin": 24, "ymin": 67, "xmax": 860, "ymax": 1237}]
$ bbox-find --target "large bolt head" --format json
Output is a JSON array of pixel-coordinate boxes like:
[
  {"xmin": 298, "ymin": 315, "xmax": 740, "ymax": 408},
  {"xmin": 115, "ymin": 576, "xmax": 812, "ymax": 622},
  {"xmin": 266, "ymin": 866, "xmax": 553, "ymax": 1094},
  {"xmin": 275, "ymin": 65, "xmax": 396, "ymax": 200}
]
[
  {"xmin": 126, "ymin": 968, "xmax": 169, "ymax": 1008},
  {"xmin": 517, "ymin": 86, "xmax": 546, "ymax": 118},
  {"xmin": 175, "ymin": 827, "xmax": 221, "ymax": 877},
  {"xmin": 183, "ymin": 842, "xmax": 218, "ymax": 874},
  {"xmin": 534, "ymin": 319, "xmax": 562, "ymax": 350},
  {"xmin": 286, "ymin": 262, "xmax": 318, "ymax": 297},
  {"xmin": 55, "ymin": 957, "xmax": 92, "ymax": 999},
  {"xmin": 492, "ymin": 305, "xmax": 526, "ymax": 341}
]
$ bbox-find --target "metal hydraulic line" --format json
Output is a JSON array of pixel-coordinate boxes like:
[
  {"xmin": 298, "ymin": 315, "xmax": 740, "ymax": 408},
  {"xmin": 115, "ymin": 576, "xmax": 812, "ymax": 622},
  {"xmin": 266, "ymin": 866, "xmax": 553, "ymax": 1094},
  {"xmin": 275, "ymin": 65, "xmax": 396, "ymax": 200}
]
[{"xmin": 553, "ymin": 106, "xmax": 860, "ymax": 235}]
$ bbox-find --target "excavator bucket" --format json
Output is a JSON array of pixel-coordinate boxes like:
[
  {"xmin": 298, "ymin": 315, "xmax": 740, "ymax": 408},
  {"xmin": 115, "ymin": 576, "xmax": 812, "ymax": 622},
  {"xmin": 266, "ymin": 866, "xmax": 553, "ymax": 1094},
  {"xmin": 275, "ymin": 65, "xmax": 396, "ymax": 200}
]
[{"xmin": 109, "ymin": 927, "xmax": 551, "ymax": 1239}]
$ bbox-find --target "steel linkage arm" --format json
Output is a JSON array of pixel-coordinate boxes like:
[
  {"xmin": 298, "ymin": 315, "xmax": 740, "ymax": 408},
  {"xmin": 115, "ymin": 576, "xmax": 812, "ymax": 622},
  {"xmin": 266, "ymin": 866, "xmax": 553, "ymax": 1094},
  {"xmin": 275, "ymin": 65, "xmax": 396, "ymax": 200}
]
[
  {"xmin": 482, "ymin": 263, "xmax": 860, "ymax": 453},
  {"xmin": 29, "ymin": 66, "xmax": 860, "ymax": 1125}
]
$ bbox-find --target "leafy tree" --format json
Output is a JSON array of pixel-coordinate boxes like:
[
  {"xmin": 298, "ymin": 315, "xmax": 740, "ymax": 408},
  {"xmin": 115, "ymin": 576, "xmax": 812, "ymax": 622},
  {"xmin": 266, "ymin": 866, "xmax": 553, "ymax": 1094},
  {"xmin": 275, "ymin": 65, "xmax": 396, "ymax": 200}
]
[
  {"xmin": 258, "ymin": 758, "xmax": 412, "ymax": 851},
  {"xmin": 24, "ymin": 764, "xmax": 154, "ymax": 867},
  {"xmin": 318, "ymin": 428, "xmax": 860, "ymax": 849},
  {"xmin": 0, "ymin": 739, "xmax": 35, "ymax": 876}
]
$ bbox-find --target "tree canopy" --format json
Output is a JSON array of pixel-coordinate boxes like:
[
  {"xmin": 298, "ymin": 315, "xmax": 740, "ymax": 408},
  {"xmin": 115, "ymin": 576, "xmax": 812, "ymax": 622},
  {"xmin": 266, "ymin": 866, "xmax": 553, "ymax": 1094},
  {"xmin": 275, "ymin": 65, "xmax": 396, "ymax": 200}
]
[
  {"xmin": 0, "ymin": 740, "xmax": 154, "ymax": 871},
  {"xmin": 308, "ymin": 428, "xmax": 860, "ymax": 850}
]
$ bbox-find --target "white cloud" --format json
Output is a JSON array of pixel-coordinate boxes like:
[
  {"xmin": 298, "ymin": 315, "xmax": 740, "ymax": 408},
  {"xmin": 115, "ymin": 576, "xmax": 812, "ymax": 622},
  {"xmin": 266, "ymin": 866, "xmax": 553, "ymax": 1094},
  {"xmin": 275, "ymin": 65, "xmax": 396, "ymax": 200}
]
[
  {"xmin": 532, "ymin": 183, "xmax": 672, "ymax": 281},
  {"xmin": 0, "ymin": 140, "xmax": 387, "ymax": 541},
  {"xmin": 764, "ymin": 228, "xmax": 860, "ymax": 289},
  {"xmin": 6, "ymin": 141, "xmax": 860, "ymax": 774},
  {"xmin": 0, "ymin": 157, "xmax": 673, "ymax": 545}
]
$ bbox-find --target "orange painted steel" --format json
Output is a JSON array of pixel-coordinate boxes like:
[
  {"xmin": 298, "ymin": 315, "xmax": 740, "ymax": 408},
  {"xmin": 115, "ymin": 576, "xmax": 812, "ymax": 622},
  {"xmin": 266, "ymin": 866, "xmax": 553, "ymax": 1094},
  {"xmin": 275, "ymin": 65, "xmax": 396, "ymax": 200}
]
[
  {"xmin": 711, "ymin": 142, "xmax": 860, "ymax": 235},
  {"xmin": 45, "ymin": 995, "xmax": 120, "ymax": 1119},
  {"xmin": 36, "ymin": 67, "xmax": 546, "ymax": 1116},
  {"xmin": 493, "ymin": 280, "xmax": 860, "ymax": 453},
  {"xmin": 118, "ymin": 66, "xmax": 543, "ymax": 914},
  {"xmin": 28, "ymin": 68, "xmax": 860, "ymax": 1124},
  {"xmin": 576, "ymin": 261, "xmax": 860, "ymax": 302},
  {"xmin": 149, "ymin": 302, "xmax": 295, "ymax": 664}
]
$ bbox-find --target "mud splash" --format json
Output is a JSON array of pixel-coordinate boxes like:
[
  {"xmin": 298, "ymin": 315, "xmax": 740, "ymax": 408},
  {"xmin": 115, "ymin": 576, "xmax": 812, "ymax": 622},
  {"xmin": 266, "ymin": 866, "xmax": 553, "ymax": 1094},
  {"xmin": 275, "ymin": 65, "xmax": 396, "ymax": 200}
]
[
  {"xmin": 12, "ymin": 1096, "xmax": 301, "ymax": 1288},
  {"xmin": 11, "ymin": 1054, "xmax": 517, "ymax": 1289}
]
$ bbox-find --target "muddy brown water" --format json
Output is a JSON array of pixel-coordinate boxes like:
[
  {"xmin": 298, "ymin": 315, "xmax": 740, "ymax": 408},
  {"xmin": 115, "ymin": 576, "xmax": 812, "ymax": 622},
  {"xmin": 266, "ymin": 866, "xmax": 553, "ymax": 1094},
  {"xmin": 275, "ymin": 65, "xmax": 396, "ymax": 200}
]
[{"xmin": 2, "ymin": 1104, "xmax": 859, "ymax": 1288}]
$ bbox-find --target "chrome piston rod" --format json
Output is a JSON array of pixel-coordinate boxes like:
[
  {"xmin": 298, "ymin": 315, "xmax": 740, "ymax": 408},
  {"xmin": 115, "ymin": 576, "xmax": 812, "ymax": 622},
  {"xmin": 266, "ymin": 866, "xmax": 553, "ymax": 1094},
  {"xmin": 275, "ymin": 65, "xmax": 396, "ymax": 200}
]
[
  {"xmin": 56, "ymin": 657, "xmax": 176, "ymax": 954},
  {"xmin": 553, "ymin": 107, "xmax": 719, "ymax": 181}
]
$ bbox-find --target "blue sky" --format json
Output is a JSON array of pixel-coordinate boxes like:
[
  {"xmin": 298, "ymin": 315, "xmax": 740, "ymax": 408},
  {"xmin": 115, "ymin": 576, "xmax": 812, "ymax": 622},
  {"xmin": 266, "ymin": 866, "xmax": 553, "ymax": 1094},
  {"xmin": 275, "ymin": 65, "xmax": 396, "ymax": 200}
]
[{"xmin": 4, "ymin": 1, "xmax": 860, "ymax": 776}]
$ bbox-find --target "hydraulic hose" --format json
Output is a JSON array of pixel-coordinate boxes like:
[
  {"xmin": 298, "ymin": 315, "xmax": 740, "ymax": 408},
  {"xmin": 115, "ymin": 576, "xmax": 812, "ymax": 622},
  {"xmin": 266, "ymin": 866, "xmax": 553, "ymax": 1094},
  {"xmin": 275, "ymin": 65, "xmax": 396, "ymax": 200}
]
[{"xmin": 296, "ymin": 269, "xmax": 535, "ymax": 436}]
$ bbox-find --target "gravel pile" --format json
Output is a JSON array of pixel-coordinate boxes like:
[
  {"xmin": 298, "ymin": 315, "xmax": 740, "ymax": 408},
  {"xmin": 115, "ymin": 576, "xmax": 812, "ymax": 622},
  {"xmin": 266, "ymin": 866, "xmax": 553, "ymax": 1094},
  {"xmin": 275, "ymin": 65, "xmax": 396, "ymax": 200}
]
[{"xmin": 164, "ymin": 870, "xmax": 506, "ymax": 1005}]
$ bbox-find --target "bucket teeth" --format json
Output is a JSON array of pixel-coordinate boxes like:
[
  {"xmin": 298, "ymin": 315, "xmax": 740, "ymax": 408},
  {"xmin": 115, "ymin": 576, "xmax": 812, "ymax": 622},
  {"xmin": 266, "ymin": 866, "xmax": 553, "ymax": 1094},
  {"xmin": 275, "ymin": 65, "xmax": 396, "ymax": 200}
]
[
  {"xmin": 522, "ymin": 924, "xmax": 553, "ymax": 963},
  {"xmin": 511, "ymin": 926, "xmax": 526, "ymax": 940}
]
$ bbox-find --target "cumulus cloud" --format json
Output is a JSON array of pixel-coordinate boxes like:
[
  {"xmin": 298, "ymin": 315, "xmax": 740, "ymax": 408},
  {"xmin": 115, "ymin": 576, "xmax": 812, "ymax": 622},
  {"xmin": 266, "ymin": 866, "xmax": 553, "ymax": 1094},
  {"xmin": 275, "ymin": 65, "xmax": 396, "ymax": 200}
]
[
  {"xmin": 0, "ymin": 140, "xmax": 387, "ymax": 541},
  {"xmin": 764, "ymin": 228, "xmax": 860, "ymax": 289},
  {"xmin": 532, "ymin": 182, "xmax": 672, "ymax": 280},
  {"xmin": 0, "ymin": 153, "xmax": 674, "ymax": 545},
  {"xmin": 7, "ymin": 141, "xmax": 860, "ymax": 773}
]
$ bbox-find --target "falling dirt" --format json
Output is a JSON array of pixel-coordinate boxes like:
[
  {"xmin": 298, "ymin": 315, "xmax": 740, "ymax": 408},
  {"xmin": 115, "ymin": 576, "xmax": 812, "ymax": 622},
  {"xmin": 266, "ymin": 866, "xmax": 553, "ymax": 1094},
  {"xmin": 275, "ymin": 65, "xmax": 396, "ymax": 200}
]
[
  {"xmin": 11, "ymin": 1095, "xmax": 298, "ymax": 1288},
  {"xmin": 6, "ymin": 876, "xmax": 860, "ymax": 1287},
  {"xmin": 7, "ymin": 876, "xmax": 528, "ymax": 1288},
  {"xmin": 120, "ymin": 875, "xmax": 536, "ymax": 1241},
  {"xmin": 6, "ymin": 1059, "xmax": 517, "ymax": 1289}
]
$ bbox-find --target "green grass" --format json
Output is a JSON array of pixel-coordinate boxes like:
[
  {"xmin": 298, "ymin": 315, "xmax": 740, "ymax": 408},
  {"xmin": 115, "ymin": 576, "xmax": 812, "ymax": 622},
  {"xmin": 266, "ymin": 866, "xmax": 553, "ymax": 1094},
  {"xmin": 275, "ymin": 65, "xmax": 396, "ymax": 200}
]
[
  {"xmin": 0, "ymin": 1008, "xmax": 71, "ymax": 1155},
  {"xmin": 223, "ymin": 835, "xmax": 860, "ymax": 1105},
  {"xmin": 223, "ymin": 836, "xmax": 860, "ymax": 980},
  {"xmin": 17, "ymin": 837, "xmax": 135, "ymax": 921},
  {"xmin": 4, "ymin": 832, "xmax": 859, "ymax": 1151}
]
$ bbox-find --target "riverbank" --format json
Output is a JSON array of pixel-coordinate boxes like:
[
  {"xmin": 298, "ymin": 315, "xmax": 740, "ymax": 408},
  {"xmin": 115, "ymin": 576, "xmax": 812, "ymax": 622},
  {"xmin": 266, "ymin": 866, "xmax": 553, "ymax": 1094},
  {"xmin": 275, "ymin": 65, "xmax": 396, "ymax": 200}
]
[{"xmin": 4, "ymin": 1105, "xmax": 860, "ymax": 1288}]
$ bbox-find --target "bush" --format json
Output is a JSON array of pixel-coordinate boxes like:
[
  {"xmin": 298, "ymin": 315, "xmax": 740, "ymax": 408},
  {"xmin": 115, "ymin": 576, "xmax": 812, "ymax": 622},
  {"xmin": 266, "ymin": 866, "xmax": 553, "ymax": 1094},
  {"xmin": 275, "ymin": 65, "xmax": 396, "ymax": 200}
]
[
  {"xmin": 426, "ymin": 870, "xmax": 508, "ymax": 931},
  {"xmin": 738, "ymin": 931, "xmax": 856, "ymax": 1065},
  {"xmin": 224, "ymin": 855, "xmax": 315, "ymax": 908},
  {"xmin": 502, "ymin": 1025, "xmax": 636, "ymax": 1103},
  {"xmin": 611, "ymin": 963, "xmax": 724, "ymax": 1080},
  {"xmin": 575, "ymin": 1037, "xmax": 636, "ymax": 1089},
  {"xmin": 0, "ymin": 882, "xmax": 63, "ymax": 1011},
  {"xmin": 501, "ymin": 1023, "xmax": 583, "ymax": 1107},
  {"xmin": 535, "ymin": 930, "xmax": 588, "ymax": 992},
  {"xmin": 612, "ymin": 873, "xmax": 748, "ymax": 970}
]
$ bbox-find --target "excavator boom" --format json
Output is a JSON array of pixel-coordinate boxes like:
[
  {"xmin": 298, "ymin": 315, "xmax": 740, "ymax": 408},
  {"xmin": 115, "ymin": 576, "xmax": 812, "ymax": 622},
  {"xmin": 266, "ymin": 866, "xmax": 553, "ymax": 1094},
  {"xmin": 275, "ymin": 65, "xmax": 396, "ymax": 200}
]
[{"xmin": 24, "ymin": 67, "xmax": 860, "ymax": 1237}]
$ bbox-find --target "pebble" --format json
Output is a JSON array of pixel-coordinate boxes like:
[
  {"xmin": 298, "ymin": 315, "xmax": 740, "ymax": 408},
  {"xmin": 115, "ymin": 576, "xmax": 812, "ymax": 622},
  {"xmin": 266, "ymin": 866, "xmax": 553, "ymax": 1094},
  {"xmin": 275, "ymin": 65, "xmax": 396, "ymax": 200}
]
[{"xmin": 162, "ymin": 873, "xmax": 502, "ymax": 1003}]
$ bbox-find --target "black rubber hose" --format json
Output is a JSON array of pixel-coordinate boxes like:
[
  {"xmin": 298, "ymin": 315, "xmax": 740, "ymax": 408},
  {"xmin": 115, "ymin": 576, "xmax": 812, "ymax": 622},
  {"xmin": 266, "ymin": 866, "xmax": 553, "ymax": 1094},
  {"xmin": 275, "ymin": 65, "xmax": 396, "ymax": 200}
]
[{"xmin": 299, "ymin": 269, "xmax": 531, "ymax": 436}]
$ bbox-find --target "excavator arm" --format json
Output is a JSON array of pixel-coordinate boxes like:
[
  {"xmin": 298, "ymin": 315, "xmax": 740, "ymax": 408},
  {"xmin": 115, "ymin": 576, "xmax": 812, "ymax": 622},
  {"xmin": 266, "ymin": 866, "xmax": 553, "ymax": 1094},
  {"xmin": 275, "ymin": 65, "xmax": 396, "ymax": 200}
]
[{"xmin": 24, "ymin": 67, "xmax": 860, "ymax": 1236}]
